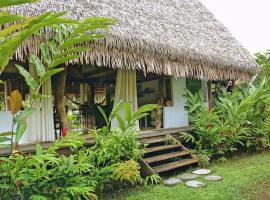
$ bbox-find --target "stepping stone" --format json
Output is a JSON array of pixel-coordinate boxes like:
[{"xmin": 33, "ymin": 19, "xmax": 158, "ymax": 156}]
[
  {"xmin": 177, "ymin": 173, "xmax": 200, "ymax": 181},
  {"xmin": 204, "ymin": 175, "xmax": 223, "ymax": 181},
  {"xmin": 164, "ymin": 178, "xmax": 183, "ymax": 187},
  {"xmin": 192, "ymin": 169, "xmax": 211, "ymax": 175},
  {"xmin": 185, "ymin": 180, "xmax": 206, "ymax": 188}
]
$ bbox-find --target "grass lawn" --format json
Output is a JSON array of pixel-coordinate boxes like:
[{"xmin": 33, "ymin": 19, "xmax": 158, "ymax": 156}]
[{"xmin": 103, "ymin": 151, "xmax": 270, "ymax": 200}]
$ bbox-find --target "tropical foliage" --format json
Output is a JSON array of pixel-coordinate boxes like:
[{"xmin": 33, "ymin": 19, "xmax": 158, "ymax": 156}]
[
  {"xmin": 0, "ymin": 102, "xmax": 159, "ymax": 199},
  {"xmin": 183, "ymin": 77, "xmax": 270, "ymax": 162}
]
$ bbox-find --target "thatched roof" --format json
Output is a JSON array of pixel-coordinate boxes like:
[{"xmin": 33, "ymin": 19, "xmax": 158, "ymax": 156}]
[{"xmin": 8, "ymin": 0, "xmax": 259, "ymax": 80}]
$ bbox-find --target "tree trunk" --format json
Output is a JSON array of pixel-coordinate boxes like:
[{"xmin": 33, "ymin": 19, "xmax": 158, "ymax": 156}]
[{"xmin": 55, "ymin": 69, "xmax": 70, "ymax": 130}]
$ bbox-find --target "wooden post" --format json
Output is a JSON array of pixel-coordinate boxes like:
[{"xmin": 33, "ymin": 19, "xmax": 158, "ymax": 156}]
[
  {"xmin": 207, "ymin": 81, "xmax": 212, "ymax": 111},
  {"xmin": 156, "ymin": 77, "xmax": 165, "ymax": 129},
  {"xmin": 55, "ymin": 68, "xmax": 70, "ymax": 130}
]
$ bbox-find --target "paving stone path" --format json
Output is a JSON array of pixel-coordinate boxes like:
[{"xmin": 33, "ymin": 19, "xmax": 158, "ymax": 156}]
[{"xmin": 164, "ymin": 168, "xmax": 223, "ymax": 188}]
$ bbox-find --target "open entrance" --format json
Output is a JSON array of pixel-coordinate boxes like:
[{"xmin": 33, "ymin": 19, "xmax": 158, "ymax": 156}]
[{"xmin": 59, "ymin": 66, "xmax": 175, "ymax": 135}]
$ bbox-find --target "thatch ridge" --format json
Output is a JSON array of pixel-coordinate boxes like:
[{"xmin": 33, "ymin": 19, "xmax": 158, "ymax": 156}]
[{"xmin": 8, "ymin": 0, "xmax": 259, "ymax": 80}]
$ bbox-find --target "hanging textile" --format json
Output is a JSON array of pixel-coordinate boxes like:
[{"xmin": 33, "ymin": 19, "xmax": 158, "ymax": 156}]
[
  {"xmin": 79, "ymin": 82, "xmax": 94, "ymax": 130},
  {"xmin": 80, "ymin": 83, "xmax": 89, "ymax": 104},
  {"xmin": 20, "ymin": 64, "xmax": 54, "ymax": 144},
  {"xmin": 111, "ymin": 69, "xmax": 138, "ymax": 128}
]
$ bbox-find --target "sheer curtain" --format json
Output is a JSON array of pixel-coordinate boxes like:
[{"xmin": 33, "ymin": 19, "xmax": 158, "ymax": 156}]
[
  {"xmin": 20, "ymin": 64, "xmax": 54, "ymax": 144},
  {"xmin": 80, "ymin": 83, "xmax": 89, "ymax": 104},
  {"xmin": 111, "ymin": 69, "xmax": 138, "ymax": 128}
]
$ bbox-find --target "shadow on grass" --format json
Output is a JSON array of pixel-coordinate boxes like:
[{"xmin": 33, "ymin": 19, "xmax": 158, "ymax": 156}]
[{"xmin": 241, "ymin": 181, "xmax": 270, "ymax": 200}]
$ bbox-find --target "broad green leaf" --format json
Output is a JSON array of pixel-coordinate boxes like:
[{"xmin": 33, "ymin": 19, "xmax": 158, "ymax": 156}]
[
  {"xmin": 124, "ymin": 102, "xmax": 132, "ymax": 123},
  {"xmin": 35, "ymin": 144, "xmax": 43, "ymax": 156},
  {"xmin": 0, "ymin": 137, "xmax": 10, "ymax": 143},
  {"xmin": 60, "ymin": 34, "xmax": 105, "ymax": 50},
  {"xmin": 52, "ymin": 47, "xmax": 89, "ymax": 60},
  {"xmin": 49, "ymin": 55, "xmax": 80, "ymax": 69},
  {"xmin": 48, "ymin": 40, "xmax": 60, "ymax": 55},
  {"xmin": 97, "ymin": 106, "xmax": 109, "ymax": 127},
  {"xmin": 0, "ymin": 80, "xmax": 4, "ymax": 84},
  {"xmin": 40, "ymin": 68, "xmax": 64, "ymax": 83},
  {"xmin": 16, "ymin": 64, "xmax": 38, "ymax": 90},
  {"xmin": 109, "ymin": 101, "xmax": 124, "ymax": 121},
  {"xmin": 15, "ymin": 120, "xmax": 27, "ymax": 143},
  {"xmin": 0, "ymin": 23, "xmax": 26, "ymax": 37},
  {"xmin": 116, "ymin": 113, "xmax": 125, "ymax": 132},
  {"xmin": 0, "ymin": 14, "xmax": 25, "ymax": 25},
  {"xmin": 39, "ymin": 43, "xmax": 52, "ymax": 65},
  {"xmin": 30, "ymin": 54, "xmax": 46, "ymax": 77},
  {"xmin": 0, "ymin": 0, "xmax": 38, "ymax": 8},
  {"xmin": 0, "ymin": 132, "xmax": 15, "ymax": 136},
  {"xmin": 14, "ymin": 108, "xmax": 35, "ymax": 122}
]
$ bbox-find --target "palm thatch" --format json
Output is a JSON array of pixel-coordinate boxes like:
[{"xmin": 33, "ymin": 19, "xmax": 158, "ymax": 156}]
[{"xmin": 8, "ymin": 0, "xmax": 259, "ymax": 80}]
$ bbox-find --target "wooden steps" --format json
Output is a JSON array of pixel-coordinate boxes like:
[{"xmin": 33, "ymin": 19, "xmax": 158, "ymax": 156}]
[
  {"xmin": 140, "ymin": 136, "xmax": 166, "ymax": 144},
  {"xmin": 153, "ymin": 159, "xmax": 198, "ymax": 173},
  {"xmin": 146, "ymin": 144, "xmax": 179, "ymax": 153},
  {"xmin": 144, "ymin": 151, "xmax": 189, "ymax": 163},
  {"xmin": 139, "ymin": 127, "xmax": 198, "ymax": 175}
]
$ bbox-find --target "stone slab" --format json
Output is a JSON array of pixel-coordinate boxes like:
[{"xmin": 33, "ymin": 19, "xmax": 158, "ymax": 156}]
[
  {"xmin": 185, "ymin": 180, "xmax": 206, "ymax": 188},
  {"xmin": 177, "ymin": 173, "xmax": 200, "ymax": 181},
  {"xmin": 164, "ymin": 178, "xmax": 183, "ymax": 187},
  {"xmin": 204, "ymin": 175, "xmax": 223, "ymax": 181},
  {"xmin": 192, "ymin": 169, "xmax": 211, "ymax": 175}
]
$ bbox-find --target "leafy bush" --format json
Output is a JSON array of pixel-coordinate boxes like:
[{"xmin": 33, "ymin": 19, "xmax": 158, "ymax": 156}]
[
  {"xmin": 113, "ymin": 160, "xmax": 142, "ymax": 185},
  {"xmin": 86, "ymin": 101, "xmax": 158, "ymax": 189},
  {"xmin": 144, "ymin": 174, "xmax": 162, "ymax": 186},
  {"xmin": 183, "ymin": 79, "xmax": 270, "ymax": 160},
  {"xmin": 91, "ymin": 101, "xmax": 158, "ymax": 167},
  {"xmin": 0, "ymin": 102, "xmax": 159, "ymax": 199},
  {"xmin": 90, "ymin": 128, "xmax": 143, "ymax": 166},
  {"xmin": 0, "ymin": 133, "xmax": 98, "ymax": 200}
]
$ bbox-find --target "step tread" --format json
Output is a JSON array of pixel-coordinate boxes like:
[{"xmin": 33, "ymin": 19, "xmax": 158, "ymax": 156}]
[
  {"xmin": 153, "ymin": 158, "xmax": 198, "ymax": 173},
  {"xmin": 144, "ymin": 151, "xmax": 189, "ymax": 163},
  {"xmin": 140, "ymin": 136, "xmax": 165, "ymax": 144},
  {"xmin": 146, "ymin": 144, "xmax": 180, "ymax": 153},
  {"xmin": 139, "ymin": 126, "xmax": 193, "ymax": 139}
]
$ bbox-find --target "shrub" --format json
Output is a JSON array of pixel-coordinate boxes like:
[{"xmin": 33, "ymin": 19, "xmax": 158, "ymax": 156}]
[
  {"xmin": 113, "ymin": 160, "xmax": 142, "ymax": 185},
  {"xmin": 183, "ymin": 79, "xmax": 270, "ymax": 160},
  {"xmin": 0, "ymin": 102, "xmax": 159, "ymax": 199},
  {"xmin": 90, "ymin": 128, "xmax": 143, "ymax": 167},
  {"xmin": 0, "ymin": 133, "xmax": 98, "ymax": 200}
]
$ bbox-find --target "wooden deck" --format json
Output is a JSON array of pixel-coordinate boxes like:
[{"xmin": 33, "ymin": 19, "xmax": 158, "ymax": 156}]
[{"xmin": 0, "ymin": 126, "xmax": 192, "ymax": 156}]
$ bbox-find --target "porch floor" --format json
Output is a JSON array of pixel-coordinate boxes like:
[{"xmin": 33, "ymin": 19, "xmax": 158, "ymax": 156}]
[{"xmin": 0, "ymin": 126, "xmax": 192, "ymax": 156}]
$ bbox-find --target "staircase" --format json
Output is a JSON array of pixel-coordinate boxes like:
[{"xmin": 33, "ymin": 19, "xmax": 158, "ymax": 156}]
[{"xmin": 139, "ymin": 127, "xmax": 198, "ymax": 175}]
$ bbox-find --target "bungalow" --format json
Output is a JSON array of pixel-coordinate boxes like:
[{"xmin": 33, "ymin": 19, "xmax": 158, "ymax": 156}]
[{"xmin": 0, "ymin": 0, "xmax": 258, "ymax": 146}]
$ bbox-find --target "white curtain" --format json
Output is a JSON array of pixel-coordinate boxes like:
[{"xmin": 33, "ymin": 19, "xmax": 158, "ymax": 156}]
[
  {"xmin": 111, "ymin": 69, "xmax": 138, "ymax": 128},
  {"xmin": 20, "ymin": 64, "xmax": 54, "ymax": 144}
]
